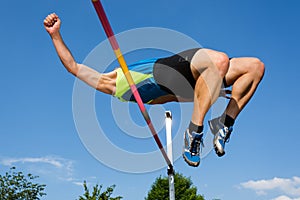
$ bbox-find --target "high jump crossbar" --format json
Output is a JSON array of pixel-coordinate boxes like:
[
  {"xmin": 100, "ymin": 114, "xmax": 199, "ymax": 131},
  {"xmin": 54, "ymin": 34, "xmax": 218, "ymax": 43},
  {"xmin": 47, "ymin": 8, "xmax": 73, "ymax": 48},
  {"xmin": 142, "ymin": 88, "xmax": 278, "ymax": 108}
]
[{"xmin": 91, "ymin": 0, "xmax": 173, "ymax": 171}]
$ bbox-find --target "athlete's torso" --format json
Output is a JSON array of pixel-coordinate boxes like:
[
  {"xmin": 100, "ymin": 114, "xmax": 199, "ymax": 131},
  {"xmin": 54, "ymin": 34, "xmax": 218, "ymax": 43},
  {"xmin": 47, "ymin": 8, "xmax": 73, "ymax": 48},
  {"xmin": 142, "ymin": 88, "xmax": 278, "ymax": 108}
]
[{"xmin": 113, "ymin": 58, "xmax": 173, "ymax": 104}]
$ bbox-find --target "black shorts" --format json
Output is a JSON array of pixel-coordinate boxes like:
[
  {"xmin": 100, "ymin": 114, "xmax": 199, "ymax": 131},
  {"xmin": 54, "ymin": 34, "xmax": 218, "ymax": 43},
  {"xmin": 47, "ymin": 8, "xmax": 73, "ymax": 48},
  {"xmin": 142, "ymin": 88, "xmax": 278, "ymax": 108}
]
[{"xmin": 153, "ymin": 48, "xmax": 201, "ymax": 99}]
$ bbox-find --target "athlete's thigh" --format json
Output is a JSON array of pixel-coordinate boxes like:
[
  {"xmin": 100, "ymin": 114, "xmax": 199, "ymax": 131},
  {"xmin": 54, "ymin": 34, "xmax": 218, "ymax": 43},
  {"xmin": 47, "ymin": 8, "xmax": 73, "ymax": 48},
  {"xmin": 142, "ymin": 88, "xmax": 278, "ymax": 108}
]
[{"xmin": 191, "ymin": 48, "xmax": 228, "ymax": 79}]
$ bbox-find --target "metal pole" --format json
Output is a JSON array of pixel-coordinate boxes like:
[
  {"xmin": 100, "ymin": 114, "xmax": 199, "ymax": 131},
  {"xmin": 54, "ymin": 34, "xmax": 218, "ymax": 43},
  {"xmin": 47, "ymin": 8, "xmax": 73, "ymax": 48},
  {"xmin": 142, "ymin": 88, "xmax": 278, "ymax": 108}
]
[{"xmin": 165, "ymin": 111, "xmax": 175, "ymax": 200}]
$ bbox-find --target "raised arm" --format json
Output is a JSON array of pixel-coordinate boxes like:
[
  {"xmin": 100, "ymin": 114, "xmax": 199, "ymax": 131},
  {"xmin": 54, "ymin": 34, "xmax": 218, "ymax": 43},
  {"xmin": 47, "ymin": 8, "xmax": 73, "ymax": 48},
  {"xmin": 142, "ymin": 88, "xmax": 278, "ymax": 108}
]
[
  {"xmin": 43, "ymin": 13, "xmax": 115, "ymax": 94},
  {"xmin": 44, "ymin": 13, "xmax": 80, "ymax": 76}
]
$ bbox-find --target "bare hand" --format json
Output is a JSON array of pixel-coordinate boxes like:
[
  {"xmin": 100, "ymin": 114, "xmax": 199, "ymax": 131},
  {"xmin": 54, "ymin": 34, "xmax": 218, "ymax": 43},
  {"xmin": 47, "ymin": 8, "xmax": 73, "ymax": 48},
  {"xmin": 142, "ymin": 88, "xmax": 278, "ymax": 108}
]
[{"xmin": 44, "ymin": 13, "xmax": 61, "ymax": 35}]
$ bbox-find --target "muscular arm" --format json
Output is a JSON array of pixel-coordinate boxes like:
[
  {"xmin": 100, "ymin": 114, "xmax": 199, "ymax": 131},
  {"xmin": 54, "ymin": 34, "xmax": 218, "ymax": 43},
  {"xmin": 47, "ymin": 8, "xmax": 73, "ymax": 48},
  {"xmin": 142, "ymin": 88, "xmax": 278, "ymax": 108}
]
[
  {"xmin": 51, "ymin": 33, "xmax": 102, "ymax": 90},
  {"xmin": 50, "ymin": 30, "xmax": 79, "ymax": 76},
  {"xmin": 44, "ymin": 13, "xmax": 115, "ymax": 94}
]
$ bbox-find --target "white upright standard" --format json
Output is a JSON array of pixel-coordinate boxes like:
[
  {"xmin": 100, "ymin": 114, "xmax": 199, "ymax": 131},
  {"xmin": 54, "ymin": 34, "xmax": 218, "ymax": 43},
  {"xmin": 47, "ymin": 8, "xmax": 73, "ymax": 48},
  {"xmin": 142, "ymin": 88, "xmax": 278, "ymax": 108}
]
[{"xmin": 165, "ymin": 111, "xmax": 175, "ymax": 200}]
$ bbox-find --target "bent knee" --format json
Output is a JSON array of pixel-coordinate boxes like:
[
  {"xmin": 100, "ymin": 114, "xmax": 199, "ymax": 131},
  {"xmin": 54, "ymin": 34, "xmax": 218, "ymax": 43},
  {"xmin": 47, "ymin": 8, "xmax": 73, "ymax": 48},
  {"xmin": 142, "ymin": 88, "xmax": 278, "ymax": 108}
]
[
  {"xmin": 250, "ymin": 58, "xmax": 265, "ymax": 80},
  {"xmin": 214, "ymin": 52, "xmax": 230, "ymax": 77}
]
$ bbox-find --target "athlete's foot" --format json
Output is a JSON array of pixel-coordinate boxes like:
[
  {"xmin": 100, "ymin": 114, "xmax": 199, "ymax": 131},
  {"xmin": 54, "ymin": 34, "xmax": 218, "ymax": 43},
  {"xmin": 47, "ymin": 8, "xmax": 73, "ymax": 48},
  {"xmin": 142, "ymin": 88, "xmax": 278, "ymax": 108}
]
[
  {"xmin": 183, "ymin": 129, "xmax": 204, "ymax": 167},
  {"xmin": 208, "ymin": 117, "xmax": 233, "ymax": 157}
]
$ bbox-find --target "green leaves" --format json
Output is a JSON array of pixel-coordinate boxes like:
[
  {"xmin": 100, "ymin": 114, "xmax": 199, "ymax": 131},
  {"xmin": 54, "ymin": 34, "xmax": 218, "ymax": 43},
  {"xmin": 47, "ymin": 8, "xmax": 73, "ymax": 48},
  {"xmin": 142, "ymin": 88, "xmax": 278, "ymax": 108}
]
[
  {"xmin": 145, "ymin": 172, "xmax": 205, "ymax": 200},
  {"xmin": 78, "ymin": 180, "xmax": 122, "ymax": 200},
  {"xmin": 0, "ymin": 167, "xmax": 46, "ymax": 200}
]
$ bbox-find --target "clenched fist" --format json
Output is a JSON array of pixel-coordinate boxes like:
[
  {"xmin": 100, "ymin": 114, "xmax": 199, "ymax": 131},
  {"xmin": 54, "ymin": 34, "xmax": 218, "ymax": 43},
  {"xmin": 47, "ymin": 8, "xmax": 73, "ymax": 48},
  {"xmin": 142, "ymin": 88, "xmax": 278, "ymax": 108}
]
[{"xmin": 44, "ymin": 13, "xmax": 61, "ymax": 36}]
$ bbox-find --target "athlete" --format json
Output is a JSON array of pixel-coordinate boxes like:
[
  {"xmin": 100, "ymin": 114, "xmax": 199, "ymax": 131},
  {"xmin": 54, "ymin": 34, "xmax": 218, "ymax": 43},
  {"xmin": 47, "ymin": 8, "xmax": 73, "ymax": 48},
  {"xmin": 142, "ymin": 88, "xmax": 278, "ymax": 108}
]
[{"xmin": 44, "ymin": 13, "xmax": 264, "ymax": 167}]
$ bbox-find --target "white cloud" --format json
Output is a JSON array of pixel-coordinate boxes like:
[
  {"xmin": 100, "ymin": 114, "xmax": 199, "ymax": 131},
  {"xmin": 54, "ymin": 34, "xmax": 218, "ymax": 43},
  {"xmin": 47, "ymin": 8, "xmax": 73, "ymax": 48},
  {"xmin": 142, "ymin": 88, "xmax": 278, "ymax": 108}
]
[
  {"xmin": 0, "ymin": 156, "xmax": 66, "ymax": 168},
  {"xmin": 272, "ymin": 196, "xmax": 289, "ymax": 200},
  {"xmin": 240, "ymin": 177, "xmax": 300, "ymax": 200},
  {"xmin": 272, "ymin": 195, "xmax": 300, "ymax": 200},
  {"xmin": 0, "ymin": 156, "xmax": 74, "ymax": 182},
  {"xmin": 72, "ymin": 181, "xmax": 84, "ymax": 186}
]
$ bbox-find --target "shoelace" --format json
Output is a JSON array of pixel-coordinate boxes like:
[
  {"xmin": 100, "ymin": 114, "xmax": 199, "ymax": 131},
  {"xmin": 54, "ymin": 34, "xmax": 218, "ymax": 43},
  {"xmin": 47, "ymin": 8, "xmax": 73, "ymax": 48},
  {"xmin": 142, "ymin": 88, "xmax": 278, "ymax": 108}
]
[
  {"xmin": 190, "ymin": 134, "xmax": 204, "ymax": 155},
  {"xmin": 223, "ymin": 126, "xmax": 233, "ymax": 143}
]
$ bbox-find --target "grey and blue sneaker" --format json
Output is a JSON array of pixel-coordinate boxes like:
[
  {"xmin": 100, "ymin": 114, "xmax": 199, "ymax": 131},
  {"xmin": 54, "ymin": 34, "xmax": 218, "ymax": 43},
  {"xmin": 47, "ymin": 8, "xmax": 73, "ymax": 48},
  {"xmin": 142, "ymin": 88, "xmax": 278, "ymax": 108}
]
[
  {"xmin": 208, "ymin": 117, "xmax": 233, "ymax": 157},
  {"xmin": 183, "ymin": 129, "xmax": 204, "ymax": 167}
]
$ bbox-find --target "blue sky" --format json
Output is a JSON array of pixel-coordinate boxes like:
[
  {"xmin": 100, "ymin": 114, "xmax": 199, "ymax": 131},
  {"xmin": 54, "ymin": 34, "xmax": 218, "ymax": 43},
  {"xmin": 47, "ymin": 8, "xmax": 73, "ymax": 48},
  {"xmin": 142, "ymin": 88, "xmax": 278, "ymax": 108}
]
[{"xmin": 1, "ymin": 0, "xmax": 300, "ymax": 200}]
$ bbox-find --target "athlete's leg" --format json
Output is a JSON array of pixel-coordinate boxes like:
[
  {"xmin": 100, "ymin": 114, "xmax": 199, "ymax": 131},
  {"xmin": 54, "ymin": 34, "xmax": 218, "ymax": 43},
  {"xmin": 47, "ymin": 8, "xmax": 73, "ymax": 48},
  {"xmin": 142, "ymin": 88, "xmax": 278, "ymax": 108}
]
[
  {"xmin": 209, "ymin": 57, "xmax": 265, "ymax": 156},
  {"xmin": 224, "ymin": 57, "xmax": 265, "ymax": 119},
  {"xmin": 183, "ymin": 48, "xmax": 230, "ymax": 166},
  {"xmin": 190, "ymin": 49, "xmax": 230, "ymax": 126}
]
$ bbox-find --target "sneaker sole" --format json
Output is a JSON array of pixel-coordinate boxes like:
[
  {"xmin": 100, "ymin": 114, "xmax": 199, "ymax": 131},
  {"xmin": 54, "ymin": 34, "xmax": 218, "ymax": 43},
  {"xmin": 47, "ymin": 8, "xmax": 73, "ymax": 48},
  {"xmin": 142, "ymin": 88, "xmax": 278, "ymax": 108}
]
[
  {"xmin": 214, "ymin": 144, "xmax": 225, "ymax": 157},
  {"xmin": 182, "ymin": 152, "xmax": 200, "ymax": 167}
]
